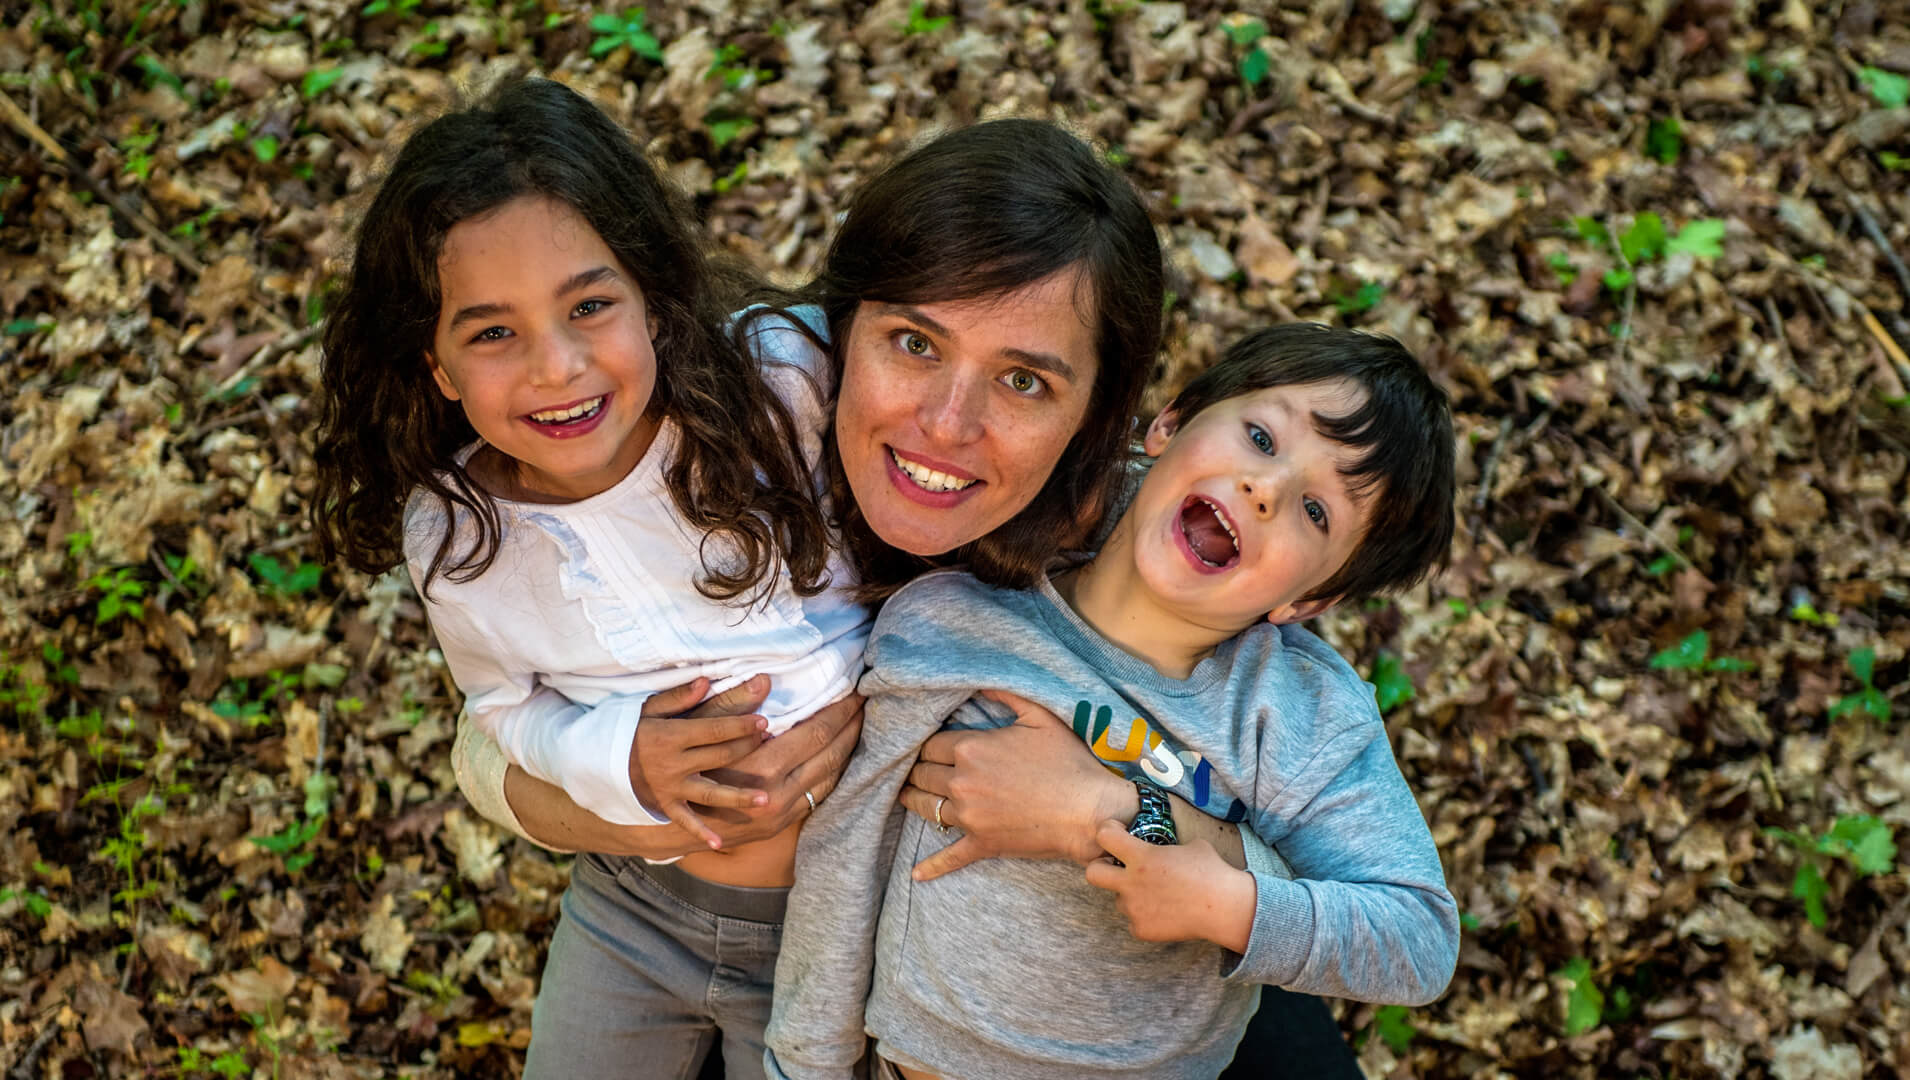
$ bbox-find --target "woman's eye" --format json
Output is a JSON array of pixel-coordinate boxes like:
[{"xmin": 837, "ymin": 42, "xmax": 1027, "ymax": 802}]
[
  {"xmin": 1004, "ymin": 370, "xmax": 1043, "ymax": 395},
  {"xmin": 1304, "ymin": 498, "xmax": 1329, "ymax": 530},
  {"xmin": 900, "ymin": 331, "xmax": 932, "ymax": 355},
  {"xmin": 573, "ymin": 299, "xmax": 609, "ymax": 317},
  {"xmin": 1247, "ymin": 424, "xmax": 1275, "ymax": 454}
]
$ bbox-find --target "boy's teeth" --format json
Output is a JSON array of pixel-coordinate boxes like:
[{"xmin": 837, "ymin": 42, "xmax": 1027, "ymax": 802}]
[
  {"xmin": 529, "ymin": 396, "xmax": 604, "ymax": 423},
  {"xmin": 891, "ymin": 450, "xmax": 975, "ymax": 493}
]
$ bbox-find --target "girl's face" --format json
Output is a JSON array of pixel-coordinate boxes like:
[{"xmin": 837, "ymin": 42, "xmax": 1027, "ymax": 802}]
[
  {"xmin": 834, "ymin": 267, "xmax": 1100, "ymax": 556},
  {"xmin": 426, "ymin": 196, "xmax": 661, "ymax": 502}
]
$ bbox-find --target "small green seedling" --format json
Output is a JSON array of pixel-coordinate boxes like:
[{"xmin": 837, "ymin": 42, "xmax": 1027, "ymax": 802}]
[
  {"xmin": 1546, "ymin": 251, "xmax": 1577, "ymax": 285},
  {"xmin": 1645, "ymin": 116, "xmax": 1682, "ymax": 164},
  {"xmin": 361, "ymin": 0, "xmax": 422, "ymax": 16},
  {"xmin": 1331, "ymin": 280, "xmax": 1385, "ymax": 315},
  {"xmin": 1227, "ymin": 19, "xmax": 1271, "ymax": 87},
  {"xmin": 1648, "ymin": 629, "xmax": 1754, "ymax": 673},
  {"xmin": 248, "ymin": 553, "xmax": 323, "ymax": 598},
  {"xmin": 1766, "ymin": 816, "xmax": 1898, "ymax": 927},
  {"xmin": 1556, "ymin": 956, "xmax": 1604, "ymax": 1035},
  {"xmin": 706, "ymin": 43, "xmax": 771, "ymax": 89},
  {"xmin": 706, "ymin": 115, "xmax": 751, "ymax": 150},
  {"xmin": 899, "ymin": 2, "xmax": 951, "ymax": 35},
  {"xmin": 1859, "ymin": 66, "xmax": 1909, "ymax": 109},
  {"xmin": 1828, "ymin": 647, "xmax": 1892, "ymax": 724},
  {"xmin": 120, "ymin": 128, "xmax": 158, "ymax": 181},
  {"xmin": 301, "ymin": 67, "xmax": 343, "ymax": 98},
  {"xmin": 1880, "ymin": 151, "xmax": 1910, "ymax": 172},
  {"xmin": 1370, "ymin": 651, "xmax": 1415, "ymax": 714},
  {"xmin": 589, "ymin": 9, "xmax": 663, "ymax": 60},
  {"xmin": 1372, "ymin": 1005, "xmax": 1416, "ymax": 1053},
  {"xmin": 251, "ymin": 816, "xmax": 324, "ymax": 873},
  {"xmin": 85, "ymin": 568, "xmax": 147, "ymax": 625}
]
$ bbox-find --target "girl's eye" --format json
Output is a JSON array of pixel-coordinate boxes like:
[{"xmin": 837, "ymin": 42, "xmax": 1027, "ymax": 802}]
[
  {"xmin": 1247, "ymin": 423, "xmax": 1275, "ymax": 455},
  {"xmin": 573, "ymin": 298, "xmax": 609, "ymax": 318},
  {"xmin": 1003, "ymin": 370, "xmax": 1044, "ymax": 396},
  {"xmin": 900, "ymin": 331, "xmax": 932, "ymax": 356},
  {"xmin": 1304, "ymin": 498, "xmax": 1329, "ymax": 531},
  {"xmin": 472, "ymin": 326, "xmax": 511, "ymax": 343}
]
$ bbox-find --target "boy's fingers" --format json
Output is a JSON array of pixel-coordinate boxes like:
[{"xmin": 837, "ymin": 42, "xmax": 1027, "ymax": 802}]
[
  {"xmin": 1083, "ymin": 857, "xmax": 1123, "ymax": 891},
  {"xmin": 643, "ymin": 678, "xmax": 711, "ymax": 718},
  {"xmin": 686, "ymin": 674, "xmax": 770, "ymax": 719},
  {"xmin": 1097, "ymin": 820, "xmax": 1143, "ymax": 859},
  {"xmin": 911, "ymin": 836, "xmax": 985, "ymax": 882},
  {"xmin": 682, "ymin": 774, "xmax": 770, "ymax": 810},
  {"xmin": 666, "ymin": 802, "xmax": 724, "ymax": 850}
]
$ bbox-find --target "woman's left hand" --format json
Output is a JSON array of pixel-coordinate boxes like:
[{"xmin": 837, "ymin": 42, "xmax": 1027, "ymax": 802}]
[{"xmin": 899, "ymin": 689, "xmax": 1133, "ymax": 880}]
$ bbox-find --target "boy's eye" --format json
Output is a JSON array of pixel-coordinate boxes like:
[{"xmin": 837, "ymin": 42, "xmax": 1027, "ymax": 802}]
[
  {"xmin": 1246, "ymin": 423, "xmax": 1275, "ymax": 454},
  {"xmin": 1304, "ymin": 497, "xmax": 1329, "ymax": 530},
  {"xmin": 899, "ymin": 331, "xmax": 932, "ymax": 356},
  {"xmin": 573, "ymin": 298, "xmax": 610, "ymax": 317},
  {"xmin": 1003, "ymin": 370, "xmax": 1044, "ymax": 396}
]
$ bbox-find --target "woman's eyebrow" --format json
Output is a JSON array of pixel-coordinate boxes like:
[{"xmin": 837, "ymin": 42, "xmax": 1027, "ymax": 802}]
[{"xmin": 871, "ymin": 303, "xmax": 1076, "ymax": 381}]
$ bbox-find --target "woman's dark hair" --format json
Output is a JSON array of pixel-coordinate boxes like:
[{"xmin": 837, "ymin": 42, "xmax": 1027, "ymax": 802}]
[
  {"xmin": 1166, "ymin": 324, "xmax": 1457, "ymax": 603},
  {"xmin": 749, "ymin": 118, "xmax": 1163, "ymax": 599},
  {"xmin": 313, "ymin": 76, "xmax": 830, "ymax": 604}
]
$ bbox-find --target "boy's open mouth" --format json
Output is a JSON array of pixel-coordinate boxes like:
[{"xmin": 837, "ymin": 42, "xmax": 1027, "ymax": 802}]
[
  {"xmin": 1180, "ymin": 496, "xmax": 1239, "ymax": 569},
  {"xmin": 526, "ymin": 394, "xmax": 607, "ymax": 427}
]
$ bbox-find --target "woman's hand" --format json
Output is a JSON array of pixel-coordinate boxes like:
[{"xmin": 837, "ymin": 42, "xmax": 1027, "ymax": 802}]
[
  {"xmin": 899, "ymin": 689, "xmax": 1134, "ymax": 880},
  {"xmin": 503, "ymin": 681, "xmax": 864, "ymax": 858}
]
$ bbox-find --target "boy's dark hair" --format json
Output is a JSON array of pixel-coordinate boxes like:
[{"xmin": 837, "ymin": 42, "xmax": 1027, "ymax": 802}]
[
  {"xmin": 1165, "ymin": 324, "xmax": 1456, "ymax": 604},
  {"xmin": 747, "ymin": 118, "xmax": 1163, "ymax": 600},
  {"xmin": 313, "ymin": 76, "xmax": 830, "ymax": 605}
]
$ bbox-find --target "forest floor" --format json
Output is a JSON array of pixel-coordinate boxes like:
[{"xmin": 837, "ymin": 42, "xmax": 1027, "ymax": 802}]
[{"xmin": 3, "ymin": 1, "xmax": 1909, "ymax": 1077}]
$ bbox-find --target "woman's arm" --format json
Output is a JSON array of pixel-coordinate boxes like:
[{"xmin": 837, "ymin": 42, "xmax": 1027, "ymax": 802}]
[
  {"xmin": 898, "ymin": 690, "xmax": 1249, "ymax": 880},
  {"xmin": 454, "ymin": 690, "xmax": 866, "ymax": 859}
]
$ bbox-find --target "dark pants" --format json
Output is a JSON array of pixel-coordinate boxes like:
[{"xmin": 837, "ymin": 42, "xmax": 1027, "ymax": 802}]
[{"xmin": 693, "ymin": 985, "xmax": 1360, "ymax": 1079}]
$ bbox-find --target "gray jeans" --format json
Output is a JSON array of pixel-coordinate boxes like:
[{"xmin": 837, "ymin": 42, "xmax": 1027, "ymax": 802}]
[{"xmin": 525, "ymin": 853, "xmax": 789, "ymax": 1080}]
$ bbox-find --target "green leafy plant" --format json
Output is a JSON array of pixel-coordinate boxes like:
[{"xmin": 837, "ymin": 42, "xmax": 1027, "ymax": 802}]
[
  {"xmin": 1766, "ymin": 816, "xmax": 1898, "ymax": 927},
  {"xmin": 1372, "ymin": 1004, "xmax": 1416, "ymax": 1053},
  {"xmin": 1556, "ymin": 956, "xmax": 1605, "ymax": 1036},
  {"xmin": 248, "ymin": 553, "xmax": 323, "ymax": 598},
  {"xmin": 250, "ymin": 815, "xmax": 324, "ymax": 874},
  {"xmin": 85, "ymin": 568, "xmax": 147, "ymax": 625},
  {"xmin": 1645, "ymin": 116, "xmax": 1683, "ymax": 164},
  {"xmin": 899, "ymin": 2, "xmax": 952, "ymax": 35},
  {"xmin": 711, "ymin": 161, "xmax": 749, "ymax": 194},
  {"xmin": 301, "ymin": 66, "xmax": 343, "ymax": 98},
  {"xmin": 1370, "ymin": 651, "xmax": 1415, "ymax": 714},
  {"xmin": 1572, "ymin": 213, "xmax": 1726, "ymax": 296},
  {"xmin": 1859, "ymin": 66, "xmax": 1909, "ymax": 109},
  {"xmin": 707, "ymin": 42, "xmax": 771, "ymax": 89},
  {"xmin": 1828, "ymin": 647, "xmax": 1893, "ymax": 724},
  {"xmin": 1880, "ymin": 151, "xmax": 1910, "ymax": 173},
  {"xmin": 361, "ymin": 0, "xmax": 423, "ymax": 16},
  {"xmin": 249, "ymin": 134, "xmax": 280, "ymax": 163},
  {"xmin": 1647, "ymin": 629, "xmax": 1755, "ymax": 673},
  {"xmin": 1546, "ymin": 250, "xmax": 1577, "ymax": 285},
  {"xmin": 1331, "ymin": 280, "xmax": 1385, "ymax": 315},
  {"xmin": 706, "ymin": 115, "xmax": 752, "ymax": 150},
  {"xmin": 4, "ymin": 318, "xmax": 54, "ymax": 336},
  {"xmin": 589, "ymin": 9, "xmax": 663, "ymax": 60},
  {"xmin": 1227, "ymin": 18, "xmax": 1271, "ymax": 86}
]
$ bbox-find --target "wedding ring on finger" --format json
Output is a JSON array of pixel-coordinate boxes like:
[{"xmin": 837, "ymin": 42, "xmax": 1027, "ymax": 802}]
[
  {"xmin": 934, "ymin": 796, "xmax": 949, "ymax": 832},
  {"xmin": 804, "ymin": 789, "xmax": 818, "ymax": 814}
]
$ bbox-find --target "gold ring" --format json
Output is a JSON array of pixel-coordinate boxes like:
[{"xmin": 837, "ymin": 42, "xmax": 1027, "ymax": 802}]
[
  {"xmin": 804, "ymin": 790, "xmax": 818, "ymax": 813},
  {"xmin": 934, "ymin": 796, "xmax": 948, "ymax": 831}
]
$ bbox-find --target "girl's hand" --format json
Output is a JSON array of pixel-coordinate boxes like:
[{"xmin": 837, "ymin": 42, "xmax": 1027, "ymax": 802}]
[
  {"xmin": 701, "ymin": 691, "xmax": 865, "ymax": 844},
  {"xmin": 901, "ymin": 689, "xmax": 1133, "ymax": 880},
  {"xmin": 1084, "ymin": 823, "xmax": 1256, "ymax": 952},
  {"xmin": 630, "ymin": 676, "xmax": 775, "ymax": 850}
]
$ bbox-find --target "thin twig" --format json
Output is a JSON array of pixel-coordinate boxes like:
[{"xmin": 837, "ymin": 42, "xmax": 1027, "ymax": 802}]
[
  {"xmin": 201, "ymin": 324, "xmax": 320, "ymax": 403},
  {"xmin": 1844, "ymin": 190, "xmax": 1910, "ymax": 310},
  {"xmin": 1593, "ymin": 485, "xmax": 1705, "ymax": 582},
  {"xmin": 1613, "ymin": 243, "xmax": 1638, "ymax": 368},
  {"xmin": 0, "ymin": 88, "xmax": 209, "ymax": 279},
  {"xmin": 9, "ymin": 1016, "xmax": 61, "ymax": 1080},
  {"xmin": 1859, "ymin": 304, "xmax": 1910, "ymax": 389},
  {"xmin": 1473, "ymin": 415, "xmax": 1517, "ymax": 510},
  {"xmin": 254, "ymin": 531, "xmax": 315, "ymax": 556}
]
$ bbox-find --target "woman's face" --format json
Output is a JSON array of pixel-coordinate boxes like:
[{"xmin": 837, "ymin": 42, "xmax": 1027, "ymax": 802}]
[{"xmin": 834, "ymin": 267, "xmax": 1101, "ymax": 556}]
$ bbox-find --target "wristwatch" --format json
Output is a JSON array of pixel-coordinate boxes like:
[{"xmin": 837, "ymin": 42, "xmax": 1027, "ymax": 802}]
[{"xmin": 1126, "ymin": 779, "xmax": 1178, "ymax": 846}]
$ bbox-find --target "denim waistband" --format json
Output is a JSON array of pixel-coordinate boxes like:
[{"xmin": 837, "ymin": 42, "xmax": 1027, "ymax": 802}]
[{"xmin": 632, "ymin": 858, "xmax": 790, "ymax": 924}]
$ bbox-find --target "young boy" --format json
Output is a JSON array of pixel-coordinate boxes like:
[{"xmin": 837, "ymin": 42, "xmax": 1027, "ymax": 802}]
[{"xmin": 767, "ymin": 325, "xmax": 1461, "ymax": 1080}]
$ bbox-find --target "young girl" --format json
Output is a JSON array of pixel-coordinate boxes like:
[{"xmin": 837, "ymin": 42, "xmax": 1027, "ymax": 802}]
[{"xmin": 312, "ymin": 77, "xmax": 870, "ymax": 1076}]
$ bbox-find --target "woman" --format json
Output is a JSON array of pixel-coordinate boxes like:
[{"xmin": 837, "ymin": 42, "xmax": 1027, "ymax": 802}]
[{"xmin": 453, "ymin": 118, "xmax": 1360, "ymax": 1079}]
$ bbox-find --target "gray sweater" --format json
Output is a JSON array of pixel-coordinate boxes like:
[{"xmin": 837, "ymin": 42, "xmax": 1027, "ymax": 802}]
[{"xmin": 767, "ymin": 571, "xmax": 1458, "ymax": 1080}]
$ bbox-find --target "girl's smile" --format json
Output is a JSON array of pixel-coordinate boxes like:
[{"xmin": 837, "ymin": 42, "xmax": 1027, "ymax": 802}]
[{"xmin": 425, "ymin": 196, "xmax": 662, "ymax": 502}]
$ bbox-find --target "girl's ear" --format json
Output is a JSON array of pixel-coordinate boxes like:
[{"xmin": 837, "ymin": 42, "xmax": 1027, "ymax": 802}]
[
  {"xmin": 1141, "ymin": 408, "xmax": 1180, "ymax": 457},
  {"xmin": 425, "ymin": 352, "xmax": 461, "ymax": 401}
]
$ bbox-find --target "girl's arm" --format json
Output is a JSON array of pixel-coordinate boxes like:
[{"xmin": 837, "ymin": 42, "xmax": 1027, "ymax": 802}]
[
  {"xmin": 453, "ymin": 694, "xmax": 866, "ymax": 858},
  {"xmin": 898, "ymin": 691, "xmax": 1252, "ymax": 880}
]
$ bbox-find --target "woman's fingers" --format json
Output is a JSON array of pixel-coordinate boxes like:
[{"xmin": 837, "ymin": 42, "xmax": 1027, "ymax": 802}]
[
  {"xmin": 643, "ymin": 677, "xmax": 711, "ymax": 717},
  {"xmin": 785, "ymin": 697, "xmax": 864, "ymax": 805},
  {"xmin": 663, "ymin": 801, "xmax": 724, "ymax": 850},
  {"xmin": 686, "ymin": 674, "xmax": 770, "ymax": 719},
  {"xmin": 911, "ymin": 836, "xmax": 989, "ymax": 882},
  {"xmin": 901, "ymin": 761, "xmax": 957, "ymax": 805},
  {"xmin": 682, "ymin": 773, "xmax": 771, "ymax": 811},
  {"xmin": 679, "ymin": 727, "xmax": 772, "ymax": 779},
  {"xmin": 914, "ymin": 729, "xmax": 972, "ymax": 767}
]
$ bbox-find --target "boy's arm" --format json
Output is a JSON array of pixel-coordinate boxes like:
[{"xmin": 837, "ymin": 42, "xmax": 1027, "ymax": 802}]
[
  {"xmin": 1231, "ymin": 726, "xmax": 1459, "ymax": 1005},
  {"xmin": 765, "ymin": 683, "xmax": 970, "ymax": 1080}
]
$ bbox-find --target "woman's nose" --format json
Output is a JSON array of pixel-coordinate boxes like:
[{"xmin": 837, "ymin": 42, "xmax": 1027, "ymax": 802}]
[{"xmin": 917, "ymin": 370, "xmax": 985, "ymax": 446}]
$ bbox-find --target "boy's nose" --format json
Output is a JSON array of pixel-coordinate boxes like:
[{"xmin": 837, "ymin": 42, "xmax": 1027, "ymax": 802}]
[{"xmin": 1239, "ymin": 477, "xmax": 1271, "ymax": 519}]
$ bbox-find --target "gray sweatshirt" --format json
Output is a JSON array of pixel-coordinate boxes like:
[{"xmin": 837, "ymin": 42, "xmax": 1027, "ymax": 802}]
[{"xmin": 767, "ymin": 570, "xmax": 1458, "ymax": 1080}]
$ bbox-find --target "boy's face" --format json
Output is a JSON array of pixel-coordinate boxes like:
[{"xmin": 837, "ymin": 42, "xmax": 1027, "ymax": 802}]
[{"xmin": 1128, "ymin": 380, "xmax": 1373, "ymax": 630}]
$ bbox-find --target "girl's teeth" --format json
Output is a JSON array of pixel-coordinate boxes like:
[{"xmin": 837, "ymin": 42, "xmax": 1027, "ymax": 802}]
[
  {"xmin": 891, "ymin": 450, "xmax": 974, "ymax": 493},
  {"xmin": 530, "ymin": 396, "xmax": 604, "ymax": 423}
]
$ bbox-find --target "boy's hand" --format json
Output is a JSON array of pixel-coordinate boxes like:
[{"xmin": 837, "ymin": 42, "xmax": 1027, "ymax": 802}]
[
  {"xmin": 629, "ymin": 676, "xmax": 772, "ymax": 850},
  {"xmin": 1084, "ymin": 822, "xmax": 1257, "ymax": 953}
]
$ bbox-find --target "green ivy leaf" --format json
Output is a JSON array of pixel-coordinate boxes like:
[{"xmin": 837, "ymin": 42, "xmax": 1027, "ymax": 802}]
[
  {"xmin": 1371, "ymin": 651, "xmax": 1415, "ymax": 714},
  {"xmin": 1649, "ymin": 629, "xmax": 1708, "ymax": 670},
  {"xmin": 1373, "ymin": 1005, "xmax": 1416, "ymax": 1054},
  {"xmin": 1666, "ymin": 219, "xmax": 1726, "ymax": 258},
  {"xmin": 1557, "ymin": 957, "xmax": 1604, "ymax": 1036},
  {"xmin": 1859, "ymin": 66, "xmax": 1910, "ymax": 109},
  {"xmin": 1645, "ymin": 116, "xmax": 1682, "ymax": 164},
  {"xmin": 1619, "ymin": 212, "xmax": 1667, "ymax": 264}
]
